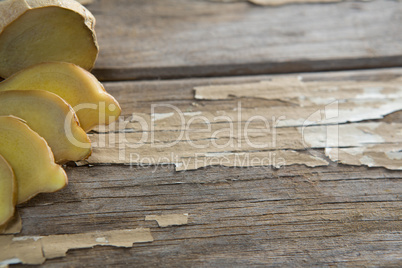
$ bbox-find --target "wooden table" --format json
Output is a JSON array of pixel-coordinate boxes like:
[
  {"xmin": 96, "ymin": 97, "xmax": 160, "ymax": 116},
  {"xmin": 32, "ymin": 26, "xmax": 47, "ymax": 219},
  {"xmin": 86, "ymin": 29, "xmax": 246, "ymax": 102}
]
[{"xmin": 14, "ymin": 0, "xmax": 402, "ymax": 266}]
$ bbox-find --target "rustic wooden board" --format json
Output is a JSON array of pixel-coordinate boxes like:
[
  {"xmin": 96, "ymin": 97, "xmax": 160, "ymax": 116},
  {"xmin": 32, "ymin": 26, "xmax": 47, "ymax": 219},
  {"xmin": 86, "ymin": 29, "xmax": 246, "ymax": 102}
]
[
  {"xmin": 86, "ymin": 70, "xmax": 402, "ymax": 171},
  {"xmin": 16, "ymin": 164, "xmax": 402, "ymax": 267},
  {"xmin": 102, "ymin": 67, "xmax": 402, "ymax": 116},
  {"xmin": 10, "ymin": 68, "xmax": 402, "ymax": 267},
  {"xmin": 87, "ymin": 0, "xmax": 402, "ymax": 80}
]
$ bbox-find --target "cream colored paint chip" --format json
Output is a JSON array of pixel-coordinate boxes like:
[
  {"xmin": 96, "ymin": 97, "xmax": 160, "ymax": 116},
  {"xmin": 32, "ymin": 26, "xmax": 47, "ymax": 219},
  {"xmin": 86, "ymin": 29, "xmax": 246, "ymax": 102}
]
[
  {"xmin": 0, "ymin": 236, "xmax": 45, "ymax": 266},
  {"xmin": 0, "ymin": 229, "xmax": 154, "ymax": 265},
  {"xmin": 145, "ymin": 214, "xmax": 189, "ymax": 227},
  {"xmin": 0, "ymin": 211, "xmax": 22, "ymax": 235},
  {"xmin": 41, "ymin": 228, "xmax": 154, "ymax": 259},
  {"xmin": 189, "ymin": 78, "xmax": 402, "ymax": 170}
]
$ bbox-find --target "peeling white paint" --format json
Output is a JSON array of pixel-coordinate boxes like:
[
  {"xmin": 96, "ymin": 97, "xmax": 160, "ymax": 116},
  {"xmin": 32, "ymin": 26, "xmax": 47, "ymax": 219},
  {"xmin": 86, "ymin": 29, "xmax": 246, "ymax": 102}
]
[
  {"xmin": 339, "ymin": 147, "xmax": 365, "ymax": 156},
  {"xmin": 308, "ymin": 97, "xmax": 337, "ymax": 105},
  {"xmin": 175, "ymin": 162, "xmax": 183, "ymax": 168},
  {"xmin": 301, "ymin": 123, "xmax": 385, "ymax": 148},
  {"xmin": 183, "ymin": 111, "xmax": 202, "ymax": 116},
  {"xmin": 12, "ymin": 236, "xmax": 41, "ymax": 242},
  {"xmin": 95, "ymin": 237, "xmax": 108, "ymax": 243},
  {"xmin": 356, "ymin": 87, "xmax": 384, "ymax": 99},
  {"xmin": 0, "ymin": 258, "xmax": 22, "ymax": 266},
  {"xmin": 385, "ymin": 151, "xmax": 402, "ymax": 160},
  {"xmin": 151, "ymin": 112, "xmax": 174, "ymax": 122},
  {"xmin": 359, "ymin": 155, "xmax": 377, "ymax": 167},
  {"xmin": 204, "ymin": 152, "xmax": 234, "ymax": 157}
]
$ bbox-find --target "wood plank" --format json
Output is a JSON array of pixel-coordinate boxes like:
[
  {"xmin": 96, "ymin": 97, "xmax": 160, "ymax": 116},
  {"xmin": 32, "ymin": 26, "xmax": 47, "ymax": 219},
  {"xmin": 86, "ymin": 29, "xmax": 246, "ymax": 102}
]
[
  {"xmin": 103, "ymin": 67, "xmax": 402, "ymax": 115},
  {"xmin": 6, "ymin": 68, "xmax": 401, "ymax": 267},
  {"xmin": 16, "ymin": 164, "xmax": 402, "ymax": 267},
  {"xmin": 86, "ymin": 0, "xmax": 402, "ymax": 80},
  {"xmin": 86, "ymin": 68, "xmax": 402, "ymax": 172}
]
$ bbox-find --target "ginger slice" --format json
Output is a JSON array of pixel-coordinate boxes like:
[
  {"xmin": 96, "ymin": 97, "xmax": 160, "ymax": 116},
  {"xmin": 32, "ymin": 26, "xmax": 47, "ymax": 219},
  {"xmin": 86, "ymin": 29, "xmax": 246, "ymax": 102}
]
[
  {"xmin": 0, "ymin": 116, "xmax": 68, "ymax": 204},
  {"xmin": 0, "ymin": 0, "xmax": 98, "ymax": 78},
  {"xmin": 0, "ymin": 154, "xmax": 16, "ymax": 226},
  {"xmin": 0, "ymin": 62, "xmax": 121, "ymax": 132},
  {"xmin": 0, "ymin": 90, "xmax": 92, "ymax": 164}
]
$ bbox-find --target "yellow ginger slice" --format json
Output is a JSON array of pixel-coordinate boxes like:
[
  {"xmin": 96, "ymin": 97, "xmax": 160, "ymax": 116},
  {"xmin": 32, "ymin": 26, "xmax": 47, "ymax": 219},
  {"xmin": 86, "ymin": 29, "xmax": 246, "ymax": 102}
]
[
  {"xmin": 0, "ymin": 116, "xmax": 68, "ymax": 204},
  {"xmin": 0, "ymin": 154, "xmax": 16, "ymax": 226},
  {"xmin": 0, "ymin": 62, "xmax": 121, "ymax": 132},
  {"xmin": 0, "ymin": 0, "xmax": 98, "ymax": 78},
  {"xmin": 0, "ymin": 90, "xmax": 92, "ymax": 164}
]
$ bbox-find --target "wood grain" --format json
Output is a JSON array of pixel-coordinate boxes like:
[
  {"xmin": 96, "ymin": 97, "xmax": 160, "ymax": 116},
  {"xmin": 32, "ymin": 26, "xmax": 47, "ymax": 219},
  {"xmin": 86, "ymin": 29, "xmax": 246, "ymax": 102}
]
[
  {"xmin": 10, "ymin": 68, "xmax": 402, "ymax": 267},
  {"xmin": 100, "ymin": 67, "xmax": 402, "ymax": 115},
  {"xmin": 16, "ymin": 164, "xmax": 402, "ymax": 267},
  {"xmin": 87, "ymin": 0, "xmax": 402, "ymax": 80}
]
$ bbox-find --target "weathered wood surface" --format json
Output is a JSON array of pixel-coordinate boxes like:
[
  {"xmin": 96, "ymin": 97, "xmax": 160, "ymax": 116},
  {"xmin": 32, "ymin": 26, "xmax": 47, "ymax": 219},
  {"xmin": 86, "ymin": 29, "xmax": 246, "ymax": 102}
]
[
  {"xmin": 87, "ymin": 0, "xmax": 402, "ymax": 80},
  {"xmin": 103, "ymin": 67, "xmax": 402, "ymax": 117},
  {"xmin": 17, "ymin": 164, "xmax": 402, "ymax": 267},
  {"xmin": 12, "ymin": 68, "xmax": 402, "ymax": 267},
  {"xmin": 86, "ymin": 68, "xmax": 402, "ymax": 171},
  {"xmin": 5, "ymin": 1, "xmax": 402, "ymax": 266}
]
